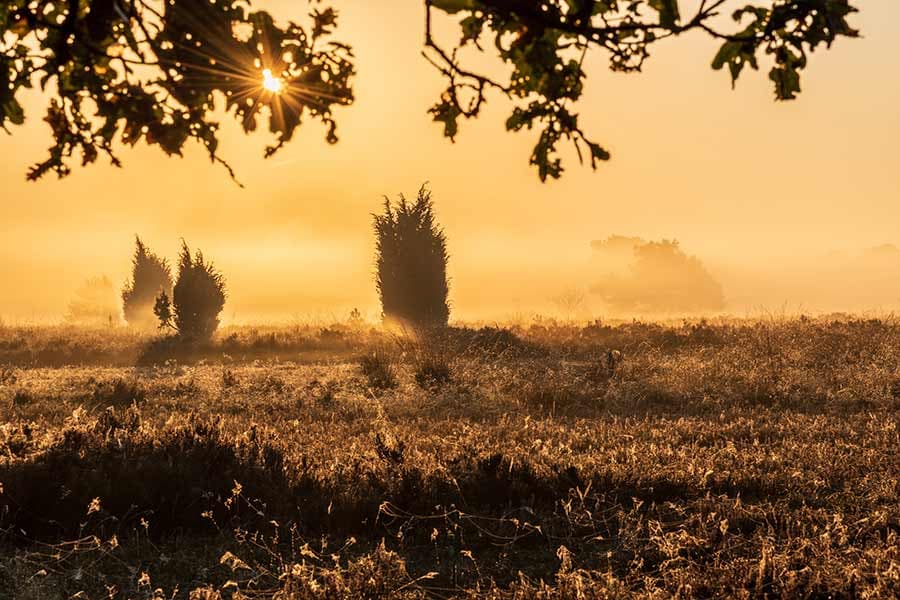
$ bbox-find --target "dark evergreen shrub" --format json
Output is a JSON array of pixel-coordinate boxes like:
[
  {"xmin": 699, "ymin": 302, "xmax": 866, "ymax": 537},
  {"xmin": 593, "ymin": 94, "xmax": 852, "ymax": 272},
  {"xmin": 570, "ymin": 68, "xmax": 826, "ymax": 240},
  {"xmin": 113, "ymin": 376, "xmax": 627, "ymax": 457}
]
[
  {"xmin": 122, "ymin": 237, "xmax": 173, "ymax": 327},
  {"xmin": 373, "ymin": 185, "xmax": 450, "ymax": 328},
  {"xmin": 155, "ymin": 241, "xmax": 226, "ymax": 341}
]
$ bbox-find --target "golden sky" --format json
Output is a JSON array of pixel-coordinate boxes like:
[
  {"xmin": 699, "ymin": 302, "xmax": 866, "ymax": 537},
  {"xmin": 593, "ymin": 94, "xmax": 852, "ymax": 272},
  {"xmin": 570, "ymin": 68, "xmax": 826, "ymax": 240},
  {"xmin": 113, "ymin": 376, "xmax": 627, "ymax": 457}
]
[{"xmin": 1, "ymin": 1, "xmax": 899, "ymax": 321}]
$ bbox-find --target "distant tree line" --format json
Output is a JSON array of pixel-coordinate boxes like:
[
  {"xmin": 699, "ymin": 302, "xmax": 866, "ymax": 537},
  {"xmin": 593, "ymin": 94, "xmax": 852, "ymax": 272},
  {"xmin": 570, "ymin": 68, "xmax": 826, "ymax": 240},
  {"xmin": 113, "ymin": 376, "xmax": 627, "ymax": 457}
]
[
  {"xmin": 83, "ymin": 188, "xmax": 735, "ymax": 337},
  {"xmin": 67, "ymin": 186, "xmax": 741, "ymax": 334}
]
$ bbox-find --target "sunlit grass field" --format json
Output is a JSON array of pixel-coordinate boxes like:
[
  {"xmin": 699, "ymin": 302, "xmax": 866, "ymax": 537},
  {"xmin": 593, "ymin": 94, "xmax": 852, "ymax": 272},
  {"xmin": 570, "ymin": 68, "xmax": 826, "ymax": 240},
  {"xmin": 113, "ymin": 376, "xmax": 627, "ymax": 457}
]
[{"xmin": 0, "ymin": 317, "xmax": 898, "ymax": 598}]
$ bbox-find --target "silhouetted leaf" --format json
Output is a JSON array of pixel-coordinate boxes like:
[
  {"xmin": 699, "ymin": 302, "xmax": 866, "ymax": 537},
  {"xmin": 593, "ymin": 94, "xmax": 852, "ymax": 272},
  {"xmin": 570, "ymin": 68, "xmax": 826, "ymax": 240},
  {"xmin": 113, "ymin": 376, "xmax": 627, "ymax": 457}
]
[
  {"xmin": 588, "ymin": 142, "xmax": 611, "ymax": 168},
  {"xmin": 430, "ymin": 93, "xmax": 462, "ymax": 140},
  {"xmin": 649, "ymin": 0, "xmax": 681, "ymax": 28},
  {"xmin": 3, "ymin": 99, "xmax": 25, "ymax": 126},
  {"xmin": 432, "ymin": 0, "xmax": 479, "ymax": 15},
  {"xmin": 769, "ymin": 66, "xmax": 801, "ymax": 100}
]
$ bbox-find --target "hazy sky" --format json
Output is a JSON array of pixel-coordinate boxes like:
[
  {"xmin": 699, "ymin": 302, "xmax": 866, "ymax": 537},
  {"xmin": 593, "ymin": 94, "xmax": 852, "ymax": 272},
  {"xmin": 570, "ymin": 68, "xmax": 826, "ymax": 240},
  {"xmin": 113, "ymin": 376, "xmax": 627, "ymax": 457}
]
[{"xmin": 2, "ymin": 1, "xmax": 899, "ymax": 321}]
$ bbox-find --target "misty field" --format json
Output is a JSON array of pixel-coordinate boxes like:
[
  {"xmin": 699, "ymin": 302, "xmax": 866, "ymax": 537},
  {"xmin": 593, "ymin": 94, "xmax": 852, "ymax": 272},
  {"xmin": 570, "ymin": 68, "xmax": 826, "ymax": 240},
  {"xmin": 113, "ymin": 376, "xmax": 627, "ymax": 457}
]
[{"xmin": 0, "ymin": 317, "xmax": 898, "ymax": 599}]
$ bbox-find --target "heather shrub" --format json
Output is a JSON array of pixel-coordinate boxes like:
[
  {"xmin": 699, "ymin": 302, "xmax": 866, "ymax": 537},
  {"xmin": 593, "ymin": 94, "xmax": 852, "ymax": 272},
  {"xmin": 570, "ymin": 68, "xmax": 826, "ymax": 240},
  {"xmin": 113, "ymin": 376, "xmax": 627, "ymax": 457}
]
[
  {"xmin": 122, "ymin": 237, "xmax": 173, "ymax": 327},
  {"xmin": 0, "ymin": 366, "xmax": 17, "ymax": 386},
  {"xmin": 155, "ymin": 241, "xmax": 226, "ymax": 342},
  {"xmin": 12, "ymin": 389, "xmax": 34, "ymax": 407},
  {"xmin": 359, "ymin": 350, "xmax": 397, "ymax": 391},
  {"xmin": 374, "ymin": 185, "xmax": 450, "ymax": 328},
  {"xmin": 414, "ymin": 352, "xmax": 452, "ymax": 390},
  {"xmin": 90, "ymin": 378, "xmax": 146, "ymax": 408}
]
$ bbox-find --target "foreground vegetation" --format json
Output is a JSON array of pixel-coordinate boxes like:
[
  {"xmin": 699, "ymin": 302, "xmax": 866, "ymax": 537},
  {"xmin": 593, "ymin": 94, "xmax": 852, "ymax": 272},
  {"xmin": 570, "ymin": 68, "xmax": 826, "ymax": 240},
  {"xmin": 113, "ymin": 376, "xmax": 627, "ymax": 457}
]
[{"xmin": 0, "ymin": 316, "xmax": 898, "ymax": 598}]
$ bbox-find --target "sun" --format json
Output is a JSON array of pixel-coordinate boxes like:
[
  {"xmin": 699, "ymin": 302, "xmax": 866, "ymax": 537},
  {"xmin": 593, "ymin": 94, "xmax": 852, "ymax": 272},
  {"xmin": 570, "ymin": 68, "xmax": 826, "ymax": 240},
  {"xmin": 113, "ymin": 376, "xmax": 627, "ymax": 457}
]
[{"xmin": 262, "ymin": 69, "xmax": 284, "ymax": 94}]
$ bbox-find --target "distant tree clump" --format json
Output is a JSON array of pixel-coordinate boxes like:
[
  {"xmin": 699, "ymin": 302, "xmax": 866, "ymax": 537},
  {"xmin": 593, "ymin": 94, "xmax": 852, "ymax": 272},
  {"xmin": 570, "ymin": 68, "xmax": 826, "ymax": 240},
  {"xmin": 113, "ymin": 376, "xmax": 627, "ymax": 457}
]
[
  {"xmin": 155, "ymin": 242, "xmax": 226, "ymax": 342},
  {"xmin": 122, "ymin": 238, "xmax": 173, "ymax": 328},
  {"xmin": 551, "ymin": 287, "xmax": 588, "ymax": 321},
  {"xmin": 591, "ymin": 238, "xmax": 725, "ymax": 314},
  {"xmin": 66, "ymin": 275, "xmax": 119, "ymax": 326},
  {"xmin": 374, "ymin": 185, "xmax": 450, "ymax": 328}
]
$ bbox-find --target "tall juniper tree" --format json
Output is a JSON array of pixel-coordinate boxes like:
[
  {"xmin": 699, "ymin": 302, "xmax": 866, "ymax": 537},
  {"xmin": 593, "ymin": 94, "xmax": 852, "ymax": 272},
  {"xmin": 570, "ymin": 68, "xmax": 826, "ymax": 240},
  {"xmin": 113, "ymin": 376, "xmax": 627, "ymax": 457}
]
[
  {"xmin": 122, "ymin": 237, "xmax": 172, "ymax": 328},
  {"xmin": 374, "ymin": 185, "xmax": 450, "ymax": 328}
]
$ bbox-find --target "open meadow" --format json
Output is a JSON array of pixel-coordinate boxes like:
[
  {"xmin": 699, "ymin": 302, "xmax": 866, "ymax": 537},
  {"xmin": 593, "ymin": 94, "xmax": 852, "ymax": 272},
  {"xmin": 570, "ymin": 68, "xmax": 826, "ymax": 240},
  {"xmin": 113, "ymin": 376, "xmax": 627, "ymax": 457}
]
[
  {"xmin": 2, "ymin": 0, "xmax": 897, "ymax": 597},
  {"xmin": 0, "ymin": 317, "xmax": 897, "ymax": 598}
]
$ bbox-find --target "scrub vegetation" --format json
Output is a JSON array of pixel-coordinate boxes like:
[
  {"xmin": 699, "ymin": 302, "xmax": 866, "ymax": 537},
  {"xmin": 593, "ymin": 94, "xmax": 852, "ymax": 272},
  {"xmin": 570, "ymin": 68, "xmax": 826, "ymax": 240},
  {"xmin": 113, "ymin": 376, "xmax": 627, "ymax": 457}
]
[{"xmin": 0, "ymin": 315, "xmax": 897, "ymax": 598}]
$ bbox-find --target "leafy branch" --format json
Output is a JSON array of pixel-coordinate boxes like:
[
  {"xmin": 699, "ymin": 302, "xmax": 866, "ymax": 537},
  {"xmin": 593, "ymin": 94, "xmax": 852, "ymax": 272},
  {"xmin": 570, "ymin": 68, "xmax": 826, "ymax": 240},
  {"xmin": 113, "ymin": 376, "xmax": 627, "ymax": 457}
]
[
  {"xmin": 0, "ymin": 0, "xmax": 355, "ymax": 182},
  {"xmin": 424, "ymin": 0, "xmax": 858, "ymax": 181}
]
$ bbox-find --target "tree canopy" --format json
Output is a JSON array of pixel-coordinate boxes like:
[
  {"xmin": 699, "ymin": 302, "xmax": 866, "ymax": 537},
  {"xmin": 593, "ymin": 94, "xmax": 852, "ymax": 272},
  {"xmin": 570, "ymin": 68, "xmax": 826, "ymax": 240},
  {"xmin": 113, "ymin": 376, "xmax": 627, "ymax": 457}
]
[
  {"xmin": 426, "ymin": 0, "xmax": 858, "ymax": 180},
  {"xmin": 1, "ymin": 1, "xmax": 858, "ymax": 182},
  {"xmin": 0, "ymin": 0, "xmax": 353, "ymax": 183}
]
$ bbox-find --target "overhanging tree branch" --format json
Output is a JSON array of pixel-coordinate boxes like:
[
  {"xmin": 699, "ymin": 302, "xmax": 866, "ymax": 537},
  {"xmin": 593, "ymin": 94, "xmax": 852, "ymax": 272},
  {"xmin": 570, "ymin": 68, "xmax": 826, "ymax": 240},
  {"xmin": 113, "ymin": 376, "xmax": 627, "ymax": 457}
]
[
  {"xmin": 1, "ymin": 0, "xmax": 355, "ymax": 182},
  {"xmin": 423, "ymin": 0, "xmax": 859, "ymax": 181}
]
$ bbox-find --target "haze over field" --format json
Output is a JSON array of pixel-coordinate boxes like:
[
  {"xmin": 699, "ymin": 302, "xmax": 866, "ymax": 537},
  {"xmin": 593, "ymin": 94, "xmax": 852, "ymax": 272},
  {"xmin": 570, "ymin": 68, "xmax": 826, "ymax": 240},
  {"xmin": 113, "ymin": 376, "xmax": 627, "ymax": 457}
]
[
  {"xmin": 2, "ymin": 0, "xmax": 899, "ymax": 322},
  {"xmin": 3, "ymin": 3, "xmax": 900, "ymax": 597}
]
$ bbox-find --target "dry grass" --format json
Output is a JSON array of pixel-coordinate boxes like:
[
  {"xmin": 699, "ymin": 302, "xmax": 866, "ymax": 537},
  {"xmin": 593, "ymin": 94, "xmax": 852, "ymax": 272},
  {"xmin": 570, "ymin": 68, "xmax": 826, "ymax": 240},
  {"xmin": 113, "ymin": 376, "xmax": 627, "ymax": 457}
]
[{"xmin": 0, "ymin": 317, "xmax": 898, "ymax": 598}]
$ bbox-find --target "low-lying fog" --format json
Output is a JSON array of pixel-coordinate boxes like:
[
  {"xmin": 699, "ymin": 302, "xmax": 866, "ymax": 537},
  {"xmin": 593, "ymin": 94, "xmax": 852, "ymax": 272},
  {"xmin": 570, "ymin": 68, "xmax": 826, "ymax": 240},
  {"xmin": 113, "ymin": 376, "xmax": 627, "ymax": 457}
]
[{"xmin": 5, "ymin": 234, "xmax": 900, "ymax": 325}]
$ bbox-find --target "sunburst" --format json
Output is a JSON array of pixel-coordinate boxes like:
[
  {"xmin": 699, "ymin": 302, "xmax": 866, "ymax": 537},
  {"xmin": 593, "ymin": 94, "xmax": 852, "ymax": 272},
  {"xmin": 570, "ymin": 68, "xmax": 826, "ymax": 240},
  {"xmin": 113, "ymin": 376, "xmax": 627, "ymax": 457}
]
[{"xmin": 261, "ymin": 69, "xmax": 283, "ymax": 94}]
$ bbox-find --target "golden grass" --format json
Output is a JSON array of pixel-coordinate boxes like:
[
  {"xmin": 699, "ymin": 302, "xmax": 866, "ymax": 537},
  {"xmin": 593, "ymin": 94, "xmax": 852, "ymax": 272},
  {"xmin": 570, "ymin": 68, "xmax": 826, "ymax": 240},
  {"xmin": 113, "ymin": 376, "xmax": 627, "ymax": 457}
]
[{"xmin": 0, "ymin": 317, "xmax": 898, "ymax": 598}]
